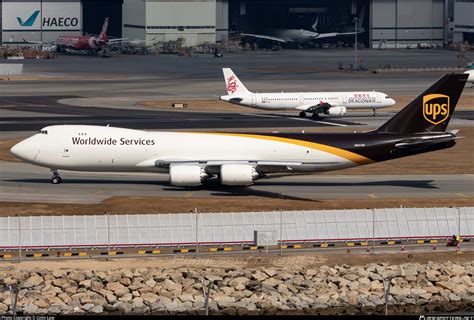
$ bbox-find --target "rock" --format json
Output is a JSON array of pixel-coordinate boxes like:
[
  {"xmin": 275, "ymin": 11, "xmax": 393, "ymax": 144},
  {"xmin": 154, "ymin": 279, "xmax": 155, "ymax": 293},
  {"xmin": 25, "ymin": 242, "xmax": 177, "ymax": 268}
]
[
  {"xmin": 449, "ymin": 293, "xmax": 461, "ymax": 302},
  {"xmin": 52, "ymin": 270, "xmax": 68, "ymax": 278},
  {"xmin": 0, "ymin": 303, "xmax": 8, "ymax": 313},
  {"xmin": 23, "ymin": 304, "xmax": 39, "ymax": 314},
  {"xmin": 82, "ymin": 303, "xmax": 95, "ymax": 311},
  {"xmin": 467, "ymin": 287, "xmax": 474, "ymax": 295},
  {"xmin": 145, "ymin": 279, "xmax": 156, "ymax": 288},
  {"xmin": 179, "ymin": 293, "xmax": 195, "ymax": 303},
  {"xmin": 246, "ymin": 280, "xmax": 262, "ymax": 291},
  {"xmin": 426, "ymin": 270, "xmax": 440, "ymax": 282},
  {"xmin": 437, "ymin": 281, "xmax": 455, "ymax": 291},
  {"xmin": 370, "ymin": 281, "xmax": 384, "ymax": 291},
  {"xmin": 390, "ymin": 286, "xmax": 411, "ymax": 296},
  {"xmin": 160, "ymin": 279, "xmax": 182, "ymax": 293},
  {"xmin": 419, "ymin": 293, "xmax": 432, "ymax": 300},
  {"xmin": 90, "ymin": 305, "xmax": 103, "ymax": 314},
  {"xmin": 119, "ymin": 293, "xmax": 133, "ymax": 302},
  {"xmin": 115, "ymin": 287, "xmax": 130, "ymax": 298},
  {"xmin": 69, "ymin": 271, "xmax": 86, "ymax": 282},
  {"xmin": 229, "ymin": 277, "xmax": 249, "ymax": 289},
  {"xmin": 262, "ymin": 277, "xmax": 281, "ymax": 287},
  {"xmin": 120, "ymin": 277, "xmax": 131, "ymax": 286},
  {"xmin": 252, "ymin": 271, "xmax": 268, "ymax": 282},
  {"xmin": 141, "ymin": 293, "xmax": 158, "ymax": 305},
  {"xmin": 90, "ymin": 281, "xmax": 104, "ymax": 292},
  {"xmin": 264, "ymin": 269, "xmax": 277, "ymax": 277},
  {"xmin": 114, "ymin": 301, "xmax": 133, "ymax": 314},
  {"xmin": 106, "ymin": 282, "xmax": 125, "ymax": 292},
  {"xmin": 79, "ymin": 280, "xmax": 92, "ymax": 289},
  {"xmin": 132, "ymin": 297, "xmax": 145, "ymax": 309},
  {"xmin": 344, "ymin": 273, "xmax": 359, "ymax": 281},
  {"xmin": 33, "ymin": 299, "xmax": 49, "ymax": 309},
  {"xmin": 443, "ymin": 265, "xmax": 466, "ymax": 277},
  {"xmin": 315, "ymin": 295, "xmax": 329, "ymax": 304},
  {"xmin": 204, "ymin": 275, "xmax": 223, "ymax": 282},
  {"xmin": 106, "ymin": 294, "xmax": 117, "ymax": 304},
  {"xmin": 24, "ymin": 275, "xmax": 44, "ymax": 287},
  {"xmin": 214, "ymin": 295, "xmax": 236, "ymax": 309},
  {"xmin": 410, "ymin": 288, "xmax": 427, "ymax": 297}
]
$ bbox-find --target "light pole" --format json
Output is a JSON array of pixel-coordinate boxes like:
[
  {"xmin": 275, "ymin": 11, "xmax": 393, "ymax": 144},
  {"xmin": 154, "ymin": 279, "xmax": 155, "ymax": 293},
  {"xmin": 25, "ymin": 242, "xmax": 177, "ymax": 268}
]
[
  {"xmin": 383, "ymin": 276, "xmax": 394, "ymax": 315},
  {"xmin": 354, "ymin": 17, "xmax": 359, "ymax": 70}
]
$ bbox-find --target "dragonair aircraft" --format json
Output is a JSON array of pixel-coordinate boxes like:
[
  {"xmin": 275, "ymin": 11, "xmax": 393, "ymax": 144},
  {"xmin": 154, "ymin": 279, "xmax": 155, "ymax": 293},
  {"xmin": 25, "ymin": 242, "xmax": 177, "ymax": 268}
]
[
  {"xmin": 26, "ymin": 17, "xmax": 127, "ymax": 55},
  {"xmin": 10, "ymin": 74, "xmax": 467, "ymax": 187},
  {"xmin": 220, "ymin": 68, "xmax": 396, "ymax": 118}
]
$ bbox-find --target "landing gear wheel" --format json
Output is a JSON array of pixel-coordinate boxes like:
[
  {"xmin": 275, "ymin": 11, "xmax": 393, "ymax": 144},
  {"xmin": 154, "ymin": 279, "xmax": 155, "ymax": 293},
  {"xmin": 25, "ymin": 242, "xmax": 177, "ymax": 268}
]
[
  {"xmin": 373, "ymin": 108, "xmax": 378, "ymax": 117},
  {"xmin": 51, "ymin": 176, "xmax": 62, "ymax": 184},
  {"xmin": 311, "ymin": 113, "xmax": 321, "ymax": 119},
  {"xmin": 299, "ymin": 111, "xmax": 306, "ymax": 118}
]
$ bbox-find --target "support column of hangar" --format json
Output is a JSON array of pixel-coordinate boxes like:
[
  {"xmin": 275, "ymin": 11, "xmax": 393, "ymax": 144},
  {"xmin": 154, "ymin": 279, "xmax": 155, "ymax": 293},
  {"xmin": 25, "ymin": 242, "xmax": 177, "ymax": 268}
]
[
  {"xmin": 370, "ymin": 0, "xmax": 445, "ymax": 48},
  {"xmin": 1, "ymin": 0, "xmax": 82, "ymax": 46},
  {"xmin": 122, "ymin": 0, "xmax": 229, "ymax": 47},
  {"xmin": 450, "ymin": 0, "xmax": 474, "ymax": 44}
]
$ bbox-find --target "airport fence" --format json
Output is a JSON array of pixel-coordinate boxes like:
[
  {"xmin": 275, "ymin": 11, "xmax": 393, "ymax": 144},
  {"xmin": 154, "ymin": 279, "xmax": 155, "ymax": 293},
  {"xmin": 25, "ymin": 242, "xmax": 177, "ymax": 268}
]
[{"xmin": 0, "ymin": 207, "xmax": 472, "ymax": 253}]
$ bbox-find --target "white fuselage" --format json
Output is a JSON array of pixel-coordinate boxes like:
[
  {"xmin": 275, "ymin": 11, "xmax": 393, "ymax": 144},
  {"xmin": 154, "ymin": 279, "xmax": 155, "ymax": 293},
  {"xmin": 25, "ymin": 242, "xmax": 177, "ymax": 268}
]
[
  {"xmin": 220, "ymin": 91, "xmax": 395, "ymax": 111},
  {"xmin": 11, "ymin": 125, "xmax": 364, "ymax": 175}
]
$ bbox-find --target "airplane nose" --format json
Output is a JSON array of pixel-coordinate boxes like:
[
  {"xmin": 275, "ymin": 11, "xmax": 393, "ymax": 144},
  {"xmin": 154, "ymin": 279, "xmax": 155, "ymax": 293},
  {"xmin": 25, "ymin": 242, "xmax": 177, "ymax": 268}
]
[
  {"xmin": 389, "ymin": 98, "xmax": 396, "ymax": 106},
  {"xmin": 10, "ymin": 140, "xmax": 34, "ymax": 162}
]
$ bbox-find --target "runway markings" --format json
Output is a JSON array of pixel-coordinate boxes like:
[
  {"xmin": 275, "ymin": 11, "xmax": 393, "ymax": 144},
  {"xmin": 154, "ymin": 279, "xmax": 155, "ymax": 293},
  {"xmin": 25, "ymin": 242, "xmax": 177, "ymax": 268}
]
[
  {"xmin": 368, "ymin": 193, "xmax": 379, "ymax": 199},
  {"xmin": 456, "ymin": 193, "xmax": 470, "ymax": 198},
  {"xmin": 312, "ymin": 120, "xmax": 348, "ymax": 127},
  {"xmin": 185, "ymin": 191, "xmax": 193, "ymax": 197}
]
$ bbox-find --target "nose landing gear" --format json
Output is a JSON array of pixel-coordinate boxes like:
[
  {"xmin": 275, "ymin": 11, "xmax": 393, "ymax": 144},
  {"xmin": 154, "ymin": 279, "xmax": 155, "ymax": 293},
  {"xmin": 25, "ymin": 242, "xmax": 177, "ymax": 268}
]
[{"xmin": 51, "ymin": 170, "xmax": 62, "ymax": 184}]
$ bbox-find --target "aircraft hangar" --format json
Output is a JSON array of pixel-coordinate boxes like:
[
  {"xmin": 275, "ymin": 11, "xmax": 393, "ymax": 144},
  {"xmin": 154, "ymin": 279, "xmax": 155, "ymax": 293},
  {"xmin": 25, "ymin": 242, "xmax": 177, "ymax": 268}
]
[{"xmin": 1, "ymin": 0, "xmax": 472, "ymax": 47}]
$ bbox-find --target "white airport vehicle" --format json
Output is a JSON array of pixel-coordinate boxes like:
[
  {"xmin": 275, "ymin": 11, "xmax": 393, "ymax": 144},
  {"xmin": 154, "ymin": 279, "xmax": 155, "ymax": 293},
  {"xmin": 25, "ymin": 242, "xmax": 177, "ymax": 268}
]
[
  {"xmin": 219, "ymin": 68, "xmax": 396, "ymax": 118},
  {"xmin": 10, "ymin": 74, "xmax": 467, "ymax": 187}
]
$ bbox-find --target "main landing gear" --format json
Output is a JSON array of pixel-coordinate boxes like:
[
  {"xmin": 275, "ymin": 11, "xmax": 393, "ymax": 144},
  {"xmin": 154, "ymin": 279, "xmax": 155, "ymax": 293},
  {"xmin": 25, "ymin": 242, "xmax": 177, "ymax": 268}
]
[
  {"xmin": 373, "ymin": 108, "xmax": 378, "ymax": 117},
  {"xmin": 51, "ymin": 170, "xmax": 62, "ymax": 184},
  {"xmin": 299, "ymin": 111, "xmax": 321, "ymax": 120}
]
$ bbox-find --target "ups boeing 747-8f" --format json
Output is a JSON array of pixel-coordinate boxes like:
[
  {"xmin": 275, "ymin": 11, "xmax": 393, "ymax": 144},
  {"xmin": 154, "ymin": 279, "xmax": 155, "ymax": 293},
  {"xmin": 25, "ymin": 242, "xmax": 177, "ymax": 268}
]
[
  {"xmin": 10, "ymin": 74, "xmax": 467, "ymax": 187},
  {"xmin": 220, "ymin": 68, "xmax": 396, "ymax": 118}
]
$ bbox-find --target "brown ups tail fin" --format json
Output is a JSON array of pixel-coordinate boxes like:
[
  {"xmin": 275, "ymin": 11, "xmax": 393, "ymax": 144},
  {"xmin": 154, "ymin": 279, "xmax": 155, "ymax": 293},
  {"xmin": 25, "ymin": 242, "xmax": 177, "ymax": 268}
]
[{"xmin": 376, "ymin": 74, "xmax": 468, "ymax": 134}]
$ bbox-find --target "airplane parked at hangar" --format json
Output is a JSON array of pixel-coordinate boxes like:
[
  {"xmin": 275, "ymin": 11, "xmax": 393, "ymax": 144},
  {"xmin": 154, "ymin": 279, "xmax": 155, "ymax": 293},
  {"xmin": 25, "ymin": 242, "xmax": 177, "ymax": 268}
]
[
  {"xmin": 10, "ymin": 74, "xmax": 468, "ymax": 187},
  {"xmin": 25, "ymin": 17, "xmax": 127, "ymax": 56},
  {"xmin": 219, "ymin": 68, "xmax": 396, "ymax": 118},
  {"xmin": 240, "ymin": 9, "xmax": 365, "ymax": 48}
]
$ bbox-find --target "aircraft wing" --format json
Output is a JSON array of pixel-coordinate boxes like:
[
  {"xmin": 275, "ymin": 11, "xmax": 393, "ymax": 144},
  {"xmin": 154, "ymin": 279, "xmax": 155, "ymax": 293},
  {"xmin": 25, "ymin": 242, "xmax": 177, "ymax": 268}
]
[
  {"xmin": 240, "ymin": 33, "xmax": 287, "ymax": 43},
  {"xmin": 295, "ymin": 102, "xmax": 334, "ymax": 112},
  {"xmin": 23, "ymin": 39, "xmax": 55, "ymax": 45},
  {"xmin": 315, "ymin": 29, "xmax": 365, "ymax": 40},
  {"xmin": 136, "ymin": 158, "xmax": 339, "ymax": 173},
  {"xmin": 107, "ymin": 38, "xmax": 129, "ymax": 43}
]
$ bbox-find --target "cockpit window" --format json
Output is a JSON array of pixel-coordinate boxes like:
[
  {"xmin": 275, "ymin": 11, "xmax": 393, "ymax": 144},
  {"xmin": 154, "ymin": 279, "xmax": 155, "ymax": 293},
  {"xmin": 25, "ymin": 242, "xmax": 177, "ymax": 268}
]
[
  {"xmin": 385, "ymin": 96, "xmax": 390, "ymax": 99},
  {"xmin": 38, "ymin": 130, "xmax": 48, "ymax": 134}
]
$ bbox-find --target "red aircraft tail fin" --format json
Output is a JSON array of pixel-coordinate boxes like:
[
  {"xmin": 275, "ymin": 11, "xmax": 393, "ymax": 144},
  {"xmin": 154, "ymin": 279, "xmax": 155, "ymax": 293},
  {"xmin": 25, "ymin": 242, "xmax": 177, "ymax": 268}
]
[{"xmin": 99, "ymin": 17, "xmax": 109, "ymax": 42}]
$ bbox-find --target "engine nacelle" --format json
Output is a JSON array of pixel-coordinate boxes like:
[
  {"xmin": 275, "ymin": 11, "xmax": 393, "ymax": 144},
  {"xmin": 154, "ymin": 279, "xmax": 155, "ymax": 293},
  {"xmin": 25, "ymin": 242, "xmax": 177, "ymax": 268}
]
[
  {"xmin": 324, "ymin": 106, "xmax": 347, "ymax": 116},
  {"xmin": 220, "ymin": 164, "xmax": 259, "ymax": 186},
  {"xmin": 169, "ymin": 165, "xmax": 209, "ymax": 187}
]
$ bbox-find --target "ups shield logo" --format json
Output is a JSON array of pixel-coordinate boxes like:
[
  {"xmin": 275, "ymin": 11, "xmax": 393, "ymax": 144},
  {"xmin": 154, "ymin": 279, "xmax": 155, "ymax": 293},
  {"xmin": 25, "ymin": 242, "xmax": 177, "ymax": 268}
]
[{"xmin": 423, "ymin": 94, "xmax": 450, "ymax": 125}]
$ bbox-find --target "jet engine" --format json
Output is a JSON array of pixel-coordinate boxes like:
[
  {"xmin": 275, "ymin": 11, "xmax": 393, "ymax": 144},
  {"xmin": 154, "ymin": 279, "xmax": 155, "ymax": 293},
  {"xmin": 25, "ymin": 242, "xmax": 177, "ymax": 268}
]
[
  {"xmin": 169, "ymin": 165, "xmax": 209, "ymax": 187},
  {"xmin": 324, "ymin": 106, "xmax": 347, "ymax": 116},
  {"xmin": 220, "ymin": 164, "xmax": 259, "ymax": 186}
]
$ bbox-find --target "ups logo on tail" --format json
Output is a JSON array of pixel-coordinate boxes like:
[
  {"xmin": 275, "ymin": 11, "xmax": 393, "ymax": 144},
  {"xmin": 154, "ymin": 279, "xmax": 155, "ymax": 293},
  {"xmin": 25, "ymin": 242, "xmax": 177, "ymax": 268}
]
[{"xmin": 423, "ymin": 94, "xmax": 450, "ymax": 125}]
